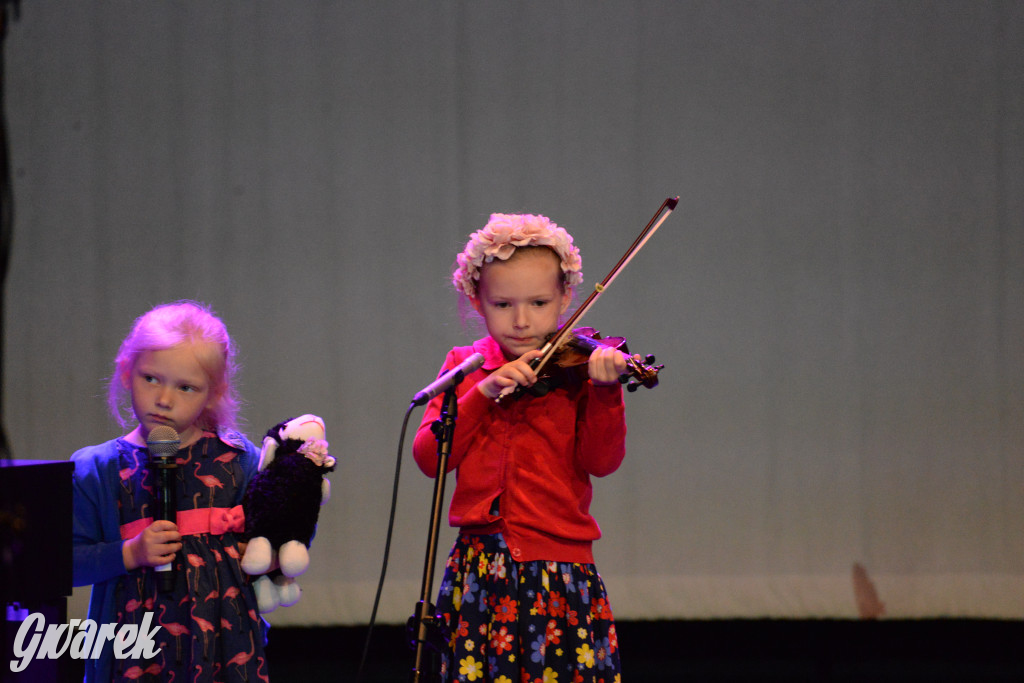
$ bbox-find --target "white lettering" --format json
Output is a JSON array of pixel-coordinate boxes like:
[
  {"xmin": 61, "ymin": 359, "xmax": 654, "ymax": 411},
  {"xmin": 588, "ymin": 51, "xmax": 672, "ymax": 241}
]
[
  {"xmin": 90, "ymin": 623, "xmax": 117, "ymax": 659},
  {"xmin": 7, "ymin": 612, "xmax": 164, "ymax": 671},
  {"xmin": 69, "ymin": 620, "xmax": 98, "ymax": 659},
  {"xmin": 126, "ymin": 613, "xmax": 162, "ymax": 660},
  {"xmin": 37, "ymin": 622, "xmax": 73, "ymax": 660},
  {"xmin": 113, "ymin": 624, "xmax": 138, "ymax": 659},
  {"xmin": 10, "ymin": 612, "xmax": 43, "ymax": 673}
]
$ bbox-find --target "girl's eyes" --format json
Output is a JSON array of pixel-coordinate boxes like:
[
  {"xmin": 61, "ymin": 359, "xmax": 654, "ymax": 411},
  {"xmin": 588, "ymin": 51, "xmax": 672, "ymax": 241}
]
[
  {"xmin": 492, "ymin": 300, "xmax": 550, "ymax": 308},
  {"xmin": 143, "ymin": 374, "xmax": 199, "ymax": 393}
]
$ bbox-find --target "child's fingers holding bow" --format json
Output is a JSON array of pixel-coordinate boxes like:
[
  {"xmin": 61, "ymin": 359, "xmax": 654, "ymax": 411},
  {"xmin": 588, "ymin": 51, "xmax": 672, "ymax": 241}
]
[{"xmin": 475, "ymin": 350, "xmax": 543, "ymax": 400}]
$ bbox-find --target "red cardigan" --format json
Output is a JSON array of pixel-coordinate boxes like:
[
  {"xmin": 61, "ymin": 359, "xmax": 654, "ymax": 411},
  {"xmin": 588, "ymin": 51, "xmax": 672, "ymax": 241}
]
[{"xmin": 412, "ymin": 336, "xmax": 627, "ymax": 564}]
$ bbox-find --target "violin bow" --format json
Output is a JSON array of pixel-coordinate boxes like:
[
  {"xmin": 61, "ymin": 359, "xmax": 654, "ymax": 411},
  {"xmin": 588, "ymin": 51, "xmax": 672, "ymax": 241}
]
[{"xmin": 531, "ymin": 196, "xmax": 679, "ymax": 375}]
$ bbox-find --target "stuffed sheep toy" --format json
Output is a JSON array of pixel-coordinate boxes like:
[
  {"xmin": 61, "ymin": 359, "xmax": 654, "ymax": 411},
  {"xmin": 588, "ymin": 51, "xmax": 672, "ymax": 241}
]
[{"xmin": 240, "ymin": 414, "xmax": 335, "ymax": 612}]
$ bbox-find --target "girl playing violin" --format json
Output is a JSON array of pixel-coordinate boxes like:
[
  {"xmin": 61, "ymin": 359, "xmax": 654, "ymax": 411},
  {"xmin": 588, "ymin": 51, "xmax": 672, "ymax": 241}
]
[{"xmin": 412, "ymin": 213, "xmax": 629, "ymax": 683}]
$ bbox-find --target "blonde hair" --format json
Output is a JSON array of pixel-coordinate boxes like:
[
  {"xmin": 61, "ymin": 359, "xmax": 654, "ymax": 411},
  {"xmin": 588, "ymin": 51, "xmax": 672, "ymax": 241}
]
[{"xmin": 108, "ymin": 301, "xmax": 240, "ymax": 431}]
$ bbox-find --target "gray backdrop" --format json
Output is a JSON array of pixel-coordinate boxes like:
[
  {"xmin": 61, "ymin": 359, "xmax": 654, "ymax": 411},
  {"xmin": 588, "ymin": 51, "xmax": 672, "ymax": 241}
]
[{"xmin": 4, "ymin": 1, "xmax": 1023, "ymax": 625}]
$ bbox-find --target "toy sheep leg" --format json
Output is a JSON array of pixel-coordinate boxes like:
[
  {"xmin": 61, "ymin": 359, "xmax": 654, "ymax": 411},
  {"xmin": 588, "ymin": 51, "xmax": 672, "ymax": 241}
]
[
  {"xmin": 241, "ymin": 536, "xmax": 274, "ymax": 575},
  {"xmin": 252, "ymin": 575, "xmax": 280, "ymax": 613},
  {"xmin": 274, "ymin": 575, "xmax": 301, "ymax": 607},
  {"xmin": 251, "ymin": 572, "xmax": 301, "ymax": 614},
  {"xmin": 278, "ymin": 540, "xmax": 310, "ymax": 578}
]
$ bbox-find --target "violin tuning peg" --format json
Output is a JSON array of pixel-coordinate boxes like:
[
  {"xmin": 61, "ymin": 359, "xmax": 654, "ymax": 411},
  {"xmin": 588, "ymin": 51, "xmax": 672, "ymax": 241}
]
[
  {"xmin": 627, "ymin": 381, "xmax": 640, "ymax": 392},
  {"xmin": 645, "ymin": 354, "xmax": 656, "ymax": 365},
  {"xmin": 618, "ymin": 373, "xmax": 631, "ymax": 385}
]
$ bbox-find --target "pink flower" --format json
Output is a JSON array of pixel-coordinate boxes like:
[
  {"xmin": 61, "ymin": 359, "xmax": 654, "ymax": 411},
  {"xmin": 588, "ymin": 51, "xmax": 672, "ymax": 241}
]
[
  {"xmin": 452, "ymin": 213, "xmax": 584, "ymax": 298},
  {"xmin": 298, "ymin": 439, "xmax": 335, "ymax": 468}
]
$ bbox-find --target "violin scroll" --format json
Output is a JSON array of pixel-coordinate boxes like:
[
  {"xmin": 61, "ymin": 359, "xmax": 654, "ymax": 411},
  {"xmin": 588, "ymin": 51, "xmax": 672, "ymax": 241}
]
[{"xmin": 620, "ymin": 353, "xmax": 663, "ymax": 392}]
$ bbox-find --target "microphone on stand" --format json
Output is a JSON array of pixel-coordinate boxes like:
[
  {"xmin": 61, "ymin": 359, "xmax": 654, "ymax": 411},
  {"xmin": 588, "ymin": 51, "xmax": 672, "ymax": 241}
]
[
  {"xmin": 411, "ymin": 353, "xmax": 485, "ymax": 406},
  {"xmin": 147, "ymin": 425, "xmax": 180, "ymax": 593}
]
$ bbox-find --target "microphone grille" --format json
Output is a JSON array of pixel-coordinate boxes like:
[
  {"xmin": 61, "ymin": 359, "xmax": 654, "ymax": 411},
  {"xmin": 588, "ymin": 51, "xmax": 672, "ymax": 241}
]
[{"xmin": 147, "ymin": 426, "xmax": 181, "ymax": 457}]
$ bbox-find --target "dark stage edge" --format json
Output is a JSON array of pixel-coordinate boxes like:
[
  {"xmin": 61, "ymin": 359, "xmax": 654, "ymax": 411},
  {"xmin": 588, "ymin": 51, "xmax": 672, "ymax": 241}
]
[{"xmin": 261, "ymin": 619, "xmax": 1024, "ymax": 682}]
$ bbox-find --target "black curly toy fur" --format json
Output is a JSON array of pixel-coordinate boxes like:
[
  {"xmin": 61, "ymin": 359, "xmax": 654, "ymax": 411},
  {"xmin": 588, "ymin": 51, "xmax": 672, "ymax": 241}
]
[{"xmin": 241, "ymin": 421, "xmax": 335, "ymax": 549}]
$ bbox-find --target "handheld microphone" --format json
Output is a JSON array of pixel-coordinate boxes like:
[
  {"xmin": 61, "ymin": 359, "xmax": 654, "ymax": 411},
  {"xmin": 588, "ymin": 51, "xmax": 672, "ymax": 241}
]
[
  {"xmin": 411, "ymin": 353, "xmax": 485, "ymax": 406},
  {"xmin": 147, "ymin": 425, "xmax": 180, "ymax": 593}
]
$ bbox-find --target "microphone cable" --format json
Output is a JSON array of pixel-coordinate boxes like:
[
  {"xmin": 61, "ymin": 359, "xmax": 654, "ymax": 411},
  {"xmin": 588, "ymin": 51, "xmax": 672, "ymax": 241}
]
[{"xmin": 354, "ymin": 401, "xmax": 416, "ymax": 683}]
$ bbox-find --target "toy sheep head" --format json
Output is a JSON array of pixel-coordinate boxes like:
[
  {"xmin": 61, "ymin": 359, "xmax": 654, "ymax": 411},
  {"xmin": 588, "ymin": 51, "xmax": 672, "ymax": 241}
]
[{"xmin": 259, "ymin": 414, "xmax": 331, "ymax": 469}]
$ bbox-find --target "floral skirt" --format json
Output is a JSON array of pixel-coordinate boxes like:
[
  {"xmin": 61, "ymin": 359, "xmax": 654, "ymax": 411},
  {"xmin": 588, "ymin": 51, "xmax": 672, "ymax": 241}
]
[{"xmin": 434, "ymin": 533, "xmax": 620, "ymax": 683}]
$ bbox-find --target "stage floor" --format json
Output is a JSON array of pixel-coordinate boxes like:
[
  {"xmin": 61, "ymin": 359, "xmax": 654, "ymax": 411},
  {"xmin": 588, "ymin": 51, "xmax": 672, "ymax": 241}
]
[{"xmin": 263, "ymin": 619, "xmax": 1024, "ymax": 682}]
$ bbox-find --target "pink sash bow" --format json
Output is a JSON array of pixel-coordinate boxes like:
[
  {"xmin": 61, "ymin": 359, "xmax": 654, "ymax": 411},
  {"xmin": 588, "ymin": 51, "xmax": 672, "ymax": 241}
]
[{"xmin": 119, "ymin": 505, "xmax": 245, "ymax": 540}]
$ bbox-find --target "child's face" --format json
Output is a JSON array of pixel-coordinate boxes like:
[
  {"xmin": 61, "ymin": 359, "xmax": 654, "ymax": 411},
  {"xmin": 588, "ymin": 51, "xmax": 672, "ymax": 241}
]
[
  {"xmin": 127, "ymin": 344, "xmax": 212, "ymax": 446},
  {"xmin": 473, "ymin": 248, "xmax": 571, "ymax": 360}
]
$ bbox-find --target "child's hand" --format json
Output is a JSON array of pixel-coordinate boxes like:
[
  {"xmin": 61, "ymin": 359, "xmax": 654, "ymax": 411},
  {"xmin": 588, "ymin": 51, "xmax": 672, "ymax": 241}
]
[
  {"xmin": 476, "ymin": 350, "xmax": 543, "ymax": 400},
  {"xmin": 123, "ymin": 519, "xmax": 182, "ymax": 571},
  {"xmin": 588, "ymin": 346, "xmax": 629, "ymax": 385}
]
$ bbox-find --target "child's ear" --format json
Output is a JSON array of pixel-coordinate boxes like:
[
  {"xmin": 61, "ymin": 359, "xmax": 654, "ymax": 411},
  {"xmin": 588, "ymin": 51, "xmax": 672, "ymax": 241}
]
[
  {"xmin": 559, "ymin": 288, "xmax": 572, "ymax": 315},
  {"xmin": 471, "ymin": 296, "xmax": 483, "ymax": 316}
]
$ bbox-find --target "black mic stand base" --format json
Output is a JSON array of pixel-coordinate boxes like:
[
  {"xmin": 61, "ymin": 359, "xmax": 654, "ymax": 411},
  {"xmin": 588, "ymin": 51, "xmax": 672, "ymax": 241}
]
[{"xmin": 407, "ymin": 600, "xmax": 445, "ymax": 683}]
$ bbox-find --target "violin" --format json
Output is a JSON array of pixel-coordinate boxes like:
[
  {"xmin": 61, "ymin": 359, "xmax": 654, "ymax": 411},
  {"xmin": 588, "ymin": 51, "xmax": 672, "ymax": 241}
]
[
  {"xmin": 530, "ymin": 326, "xmax": 662, "ymax": 395},
  {"xmin": 499, "ymin": 196, "xmax": 678, "ymax": 402}
]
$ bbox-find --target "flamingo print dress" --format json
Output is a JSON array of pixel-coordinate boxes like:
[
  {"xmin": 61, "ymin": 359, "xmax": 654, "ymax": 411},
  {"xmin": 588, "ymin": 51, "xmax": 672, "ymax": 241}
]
[{"xmin": 111, "ymin": 433, "xmax": 268, "ymax": 682}]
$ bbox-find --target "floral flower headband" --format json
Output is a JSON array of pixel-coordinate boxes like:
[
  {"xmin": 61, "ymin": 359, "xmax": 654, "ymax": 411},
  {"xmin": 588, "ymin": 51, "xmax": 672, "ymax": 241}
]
[
  {"xmin": 452, "ymin": 213, "xmax": 584, "ymax": 298},
  {"xmin": 298, "ymin": 439, "xmax": 335, "ymax": 469}
]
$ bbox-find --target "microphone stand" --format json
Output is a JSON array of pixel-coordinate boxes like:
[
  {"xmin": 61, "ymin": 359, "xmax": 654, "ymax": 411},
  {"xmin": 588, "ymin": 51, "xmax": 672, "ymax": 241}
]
[{"xmin": 408, "ymin": 385, "xmax": 458, "ymax": 682}]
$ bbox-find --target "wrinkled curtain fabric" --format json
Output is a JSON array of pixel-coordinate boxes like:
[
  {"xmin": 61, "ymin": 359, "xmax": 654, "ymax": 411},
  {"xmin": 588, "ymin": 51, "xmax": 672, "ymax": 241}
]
[{"xmin": 5, "ymin": 1, "xmax": 1022, "ymax": 623}]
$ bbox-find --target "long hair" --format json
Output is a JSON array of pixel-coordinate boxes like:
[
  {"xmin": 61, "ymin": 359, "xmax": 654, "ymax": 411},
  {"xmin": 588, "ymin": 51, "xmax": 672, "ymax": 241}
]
[{"xmin": 108, "ymin": 300, "xmax": 240, "ymax": 432}]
